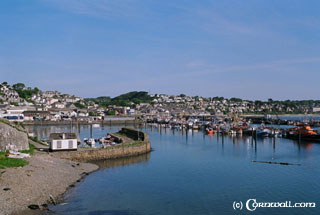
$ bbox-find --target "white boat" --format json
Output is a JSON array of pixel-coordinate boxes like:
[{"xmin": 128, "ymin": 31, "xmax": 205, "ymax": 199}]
[
  {"xmin": 193, "ymin": 124, "xmax": 200, "ymax": 130},
  {"xmin": 86, "ymin": 138, "xmax": 96, "ymax": 147},
  {"xmin": 257, "ymin": 128, "xmax": 270, "ymax": 137},
  {"xmin": 230, "ymin": 130, "xmax": 237, "ymax": 135}
]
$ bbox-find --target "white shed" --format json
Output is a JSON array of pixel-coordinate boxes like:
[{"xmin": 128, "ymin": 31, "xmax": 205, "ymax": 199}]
[{"xmin": 49, "ymin": 133, "xmax": 78, "ymax": 151}]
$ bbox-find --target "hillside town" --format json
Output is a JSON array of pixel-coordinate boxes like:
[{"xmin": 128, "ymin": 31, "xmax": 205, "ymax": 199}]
[{"xmin": 1, "ymin": 82, "xmax": 320, "ymax": 123}]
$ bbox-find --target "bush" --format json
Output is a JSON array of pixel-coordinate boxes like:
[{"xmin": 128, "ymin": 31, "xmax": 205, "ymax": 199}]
[{"xmin": 20, "ymin": 144, "xmax": 36, "ymax": 155}]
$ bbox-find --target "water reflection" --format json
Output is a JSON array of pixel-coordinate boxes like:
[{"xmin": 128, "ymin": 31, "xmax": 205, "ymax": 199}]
[{"xmin": 92, "ymin": 153, "xmax": 151, "ymax": 169}]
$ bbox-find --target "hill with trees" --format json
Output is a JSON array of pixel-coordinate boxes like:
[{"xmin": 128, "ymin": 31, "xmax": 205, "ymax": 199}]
[{"xmin": 85, "ymin": 91, "xmax": 152, "ymax": 107}]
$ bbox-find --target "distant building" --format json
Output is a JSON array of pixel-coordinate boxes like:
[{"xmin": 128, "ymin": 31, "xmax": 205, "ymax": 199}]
[
  {"xmin": 23, "ymin": 111, "xmax": 51, "ymax": 121},
  {"xmin": 3, "ymin": 108, "xmax": 25, "ymax": 121},
  {"xmin": 312, "ymin": 107, "xmax": 320, "ymax": 113}
]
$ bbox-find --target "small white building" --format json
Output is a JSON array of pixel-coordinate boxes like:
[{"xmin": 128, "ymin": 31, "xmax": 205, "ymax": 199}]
[{"xmin": 49, "ymin": 133, "xmax": 78, "ymax": 151}]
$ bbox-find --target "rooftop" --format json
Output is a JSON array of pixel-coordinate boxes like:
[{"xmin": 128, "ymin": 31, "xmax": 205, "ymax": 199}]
[{"xmin": 50, "ymin": 133, "xmax": 77, "ymax": 140}]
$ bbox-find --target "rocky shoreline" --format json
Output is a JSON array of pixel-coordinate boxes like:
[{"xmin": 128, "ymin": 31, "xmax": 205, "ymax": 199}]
[{"xmin": 0, "ymin": 152, "xmax": 99, "ymax": 215}]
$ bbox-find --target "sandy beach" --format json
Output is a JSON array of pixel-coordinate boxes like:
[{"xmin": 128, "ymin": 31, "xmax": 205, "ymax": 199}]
[{"xmin": 0, "ymin": 152, "xmax": 98, "ymax": 215}]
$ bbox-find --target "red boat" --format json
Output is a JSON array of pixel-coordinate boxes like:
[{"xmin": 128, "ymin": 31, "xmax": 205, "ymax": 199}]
[
  {"xmin": 206, "ymin": 128, "xmax": 214, "ymax": 135},
  {"xmin": 286, "ymin": 126, "xmax": 320, "ymax": 142}
]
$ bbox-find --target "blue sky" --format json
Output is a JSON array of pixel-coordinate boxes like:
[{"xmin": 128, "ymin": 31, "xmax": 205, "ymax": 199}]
[{"xmin": 0, "ymin": 0, "xmax": 319, "ymax": 100}]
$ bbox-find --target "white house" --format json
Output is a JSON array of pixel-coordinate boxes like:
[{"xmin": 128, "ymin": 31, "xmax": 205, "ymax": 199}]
[{"xmin": 49, "ymin": 133, "xmax": 78, "ymax": 151}]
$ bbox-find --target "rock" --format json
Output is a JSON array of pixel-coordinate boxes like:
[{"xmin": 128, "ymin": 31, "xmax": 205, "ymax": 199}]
[
  {"xmin": 69, "ymin": 184, "xmax": 75, "ymax": 188},
  {"xmin": 49, "ymin": 194, "xmax": 56, "ymax": 205},
  {"xmin": 28, "ymin": 204, "xmax": 40, "ymax": 210},
  {"xmin": 0, "ymin": 121, "xmax": 29, "ymax": 151},
  {"xmin": 3, "ymin": 187, "xmax": 10, "ymax": 191},
  {"xmin": 81, "ymin": 172, "xmax": 88, "ymax": 176}
]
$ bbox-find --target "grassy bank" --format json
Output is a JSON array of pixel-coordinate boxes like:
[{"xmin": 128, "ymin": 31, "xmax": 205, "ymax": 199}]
[
  {"xmin": 0, "ymin": 151, "xmax": 29, "ymax": 169},
  {"xmin": 0, "ymin": 144, "xmax": 35, "ymax": 169},
  {"xmin": 0, "ymin": 156, "xmax": 28, "ymax": 169}
]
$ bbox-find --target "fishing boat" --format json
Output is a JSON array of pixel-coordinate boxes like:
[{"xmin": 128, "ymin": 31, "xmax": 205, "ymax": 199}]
[
  {"xmin": 236, "ymin": 128, "xmax": 243, "ymax": 135},
  {"xmin": 84, "ymin": 138, "xmax": 96, "ymax": 147},
  {"xmin": 273, "ymin": 129, "xmax": 282, "ymax": 137},
  {"xmin": 242, "ymin": 127, "xmax": 256, "ymax": 135},
  {"xmin": 193, "ymin": 124, "xmax": 200, "ymax": 130},
  {"xmin": 286, "ymin": 126, "xmax": 320, "ymax": 141},
  {"xmin": 256, "ymin": 128, "xmax": 271, "ymax": 137},
  {"xmin": 206, "ymin": 128, "xmax": 214, "ymax": 135},
  {"xmin": 230, "ymin": 129, "xmax": 237, "ymax": 135},
  {"xmin": 172, "ymin": 124, "xmax": 181, "ymax": 130}
]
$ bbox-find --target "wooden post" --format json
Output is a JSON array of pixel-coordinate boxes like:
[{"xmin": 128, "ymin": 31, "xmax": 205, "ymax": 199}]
[
  {"xmin": 185, "ymin": 127, "xmax": 188, "ymax": 142},
  {"xmin": 254, "ymin": 137, "xmax": 257, "ymax": 153},
  {"xmin": 222, "ymin": 132, "xmax": 224, "ymax": 144},
  {"xmin": 299, "ymin": 129, "xmax": 301, "ymax": 144}
]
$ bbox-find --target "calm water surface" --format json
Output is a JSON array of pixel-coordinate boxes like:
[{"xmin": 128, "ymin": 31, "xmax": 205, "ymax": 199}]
[{"xmin": 28, "ymin": 125, "xmax": 320, "ymax": 215}]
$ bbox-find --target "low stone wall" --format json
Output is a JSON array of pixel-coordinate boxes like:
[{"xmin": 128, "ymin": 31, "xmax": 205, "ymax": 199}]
[
  {"xmin": 56, "ymin": 142, "xmax": 151, "ymax": 162},
  {"xmin": 119, "ymin": 127, "xmax": 148, "ymax": 141}
]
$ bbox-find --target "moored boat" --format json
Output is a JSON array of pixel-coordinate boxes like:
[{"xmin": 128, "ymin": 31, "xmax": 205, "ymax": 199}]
[
  {"xmin": 286, "ymin": 126, "xmax": 320, "ymax": 141},
  {"xmin": 256, "ymin": 128, "xmax": 271, "ymax": 137},
  {"xmin": 206, "ymin": 128, "xmax": 214, "ymax": 135}
]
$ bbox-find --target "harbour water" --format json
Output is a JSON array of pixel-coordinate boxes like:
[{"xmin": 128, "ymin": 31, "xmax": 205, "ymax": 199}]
[{"xmin": 28, "ymin": 125, "xmax": 320, "ymax": 215}]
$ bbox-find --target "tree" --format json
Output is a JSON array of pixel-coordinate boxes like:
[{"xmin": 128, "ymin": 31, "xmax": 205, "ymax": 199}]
[
  {"xmin": 106, "ymin": 110, "xmax": 116, "ymax": 115},
  {"xmin": 230, "ymin": 97, "xmax": 242, "ymax": 102},
  {"xmin": 13, "ymin": 83, "xmax": 25, "ymax": 91},
  {"xmin": 74, "ymin": 102, "xmax": 86, "ymax": 109},
  {"xmin": 34, "ymin": 87, "xmax": 40, "ymax": 94}
]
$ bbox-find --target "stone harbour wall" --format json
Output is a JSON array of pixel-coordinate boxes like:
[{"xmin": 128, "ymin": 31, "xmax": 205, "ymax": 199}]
[
  {"xmin": 119, "ymin": 127, "xmax": 148, "ymax": 141},
  {"xmin": 56, "ymin": 142, "xmax": 151, "ymax": 162}
]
